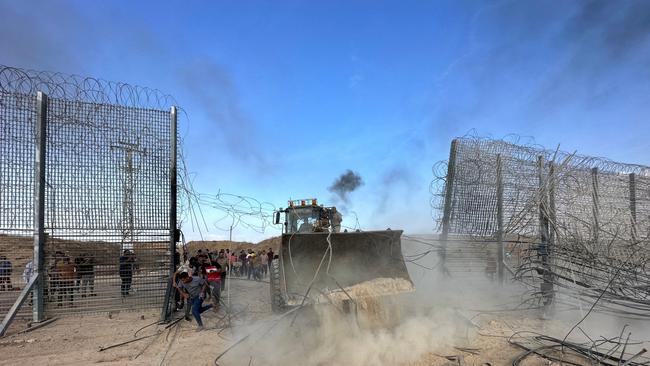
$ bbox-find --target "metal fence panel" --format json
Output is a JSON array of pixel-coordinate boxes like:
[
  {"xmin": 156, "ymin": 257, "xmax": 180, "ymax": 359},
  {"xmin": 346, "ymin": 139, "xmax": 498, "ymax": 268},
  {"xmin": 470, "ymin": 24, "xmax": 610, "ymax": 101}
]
[
  {"xmin": 0, "ymin": 66, "xmax": 176, "ymax": 321},
  {"xmin": 42, "ymin": 97, "xmax": 172, "ymax": 315},
  {"xmin": 0, "ymin": 92, "xmax": 37, "ymax": 319},
  {"xmin": 437, "ymin": 136, "xmax": 650, "ymax": 244}
]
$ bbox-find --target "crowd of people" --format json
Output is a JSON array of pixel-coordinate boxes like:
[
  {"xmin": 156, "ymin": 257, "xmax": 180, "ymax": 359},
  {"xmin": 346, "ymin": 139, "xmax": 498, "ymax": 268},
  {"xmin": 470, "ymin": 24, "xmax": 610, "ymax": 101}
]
[
  {"xmin": 3, "ymin": 245, "xmax": 279, "ymax": 326},
  {"xmin": 0, "ymin": 251, "xmax": 99, "ymax": 306},
  {"xmin": 47, "ymin": 250, "xmax": 139, "ymax": 307},
  {"xmin": 171, "ymin": 247, "xmax": 278, "ymax": 331},
  {"xmin": 46, "ymin": 251, "xmax": 100, "ymax": 307}
]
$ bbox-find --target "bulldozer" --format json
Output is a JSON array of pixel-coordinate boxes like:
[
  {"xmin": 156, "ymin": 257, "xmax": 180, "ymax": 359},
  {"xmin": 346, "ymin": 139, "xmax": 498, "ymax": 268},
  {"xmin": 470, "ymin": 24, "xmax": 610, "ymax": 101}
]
[{"xmin": 270, "ymin": 198, "xmax": 414, "ymax": 315}]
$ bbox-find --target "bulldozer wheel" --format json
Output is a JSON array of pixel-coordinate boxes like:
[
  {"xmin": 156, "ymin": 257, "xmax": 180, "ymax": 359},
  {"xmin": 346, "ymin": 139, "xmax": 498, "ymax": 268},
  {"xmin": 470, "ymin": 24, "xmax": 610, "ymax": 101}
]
[{"xmin": 270, "ymin": 258, "xmax": 285, "ymax": 313}]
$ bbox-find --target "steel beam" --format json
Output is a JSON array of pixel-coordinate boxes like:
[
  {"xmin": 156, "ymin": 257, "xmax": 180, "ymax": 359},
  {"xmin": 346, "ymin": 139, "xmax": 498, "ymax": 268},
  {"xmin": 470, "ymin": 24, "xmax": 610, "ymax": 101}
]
[
  {"xmin": 0, "ymin": 273, "xmax": 40, "ymax": 337},
  {"xmin": 537, "ymin": 156, "xmax": 553, "ymax": 307},
  {"xmin": 440, "ymin": 139, "xmax": 459, "ymax": 275},
  {"xmin": 161, "ymin": 106, "xmax": 178, "ymax": 321},
  {"xmin": 33, "ymin": 92, "xmax": 47, "ymax": 322},
  {"xmin": 591, "ymin": 167, "xmax": 600, "ymax": 248},
  {"xmin": 496, "ymin": 154, "xmax": 504, "ymax": 284},
  {"xmin": 629, "ymin": 173, "xmax": 637, "ymax": 242}
]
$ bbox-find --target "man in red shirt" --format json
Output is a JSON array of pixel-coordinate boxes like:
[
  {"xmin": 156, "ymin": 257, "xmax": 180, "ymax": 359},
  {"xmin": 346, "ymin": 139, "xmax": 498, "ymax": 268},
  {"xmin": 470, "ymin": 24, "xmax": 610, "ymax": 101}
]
[{"xmin": 204, "ymin": 262, "xmax": 222, "ymax": 308}]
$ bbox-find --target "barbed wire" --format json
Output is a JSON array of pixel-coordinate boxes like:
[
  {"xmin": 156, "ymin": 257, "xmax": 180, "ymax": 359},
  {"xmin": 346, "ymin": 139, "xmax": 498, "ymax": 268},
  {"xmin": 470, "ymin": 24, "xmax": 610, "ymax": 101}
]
[
  {"xmin": 0, "ymin": 65, "xmax": 177, "ymax": 110},
  {"xmin": 197, "ymin": 191, "xmax": 278, "ymax": 234}
]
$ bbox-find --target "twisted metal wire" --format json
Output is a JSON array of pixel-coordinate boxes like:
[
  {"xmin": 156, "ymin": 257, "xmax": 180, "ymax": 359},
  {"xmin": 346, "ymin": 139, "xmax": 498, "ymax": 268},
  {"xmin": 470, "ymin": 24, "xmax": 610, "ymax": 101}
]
[{"xmin": 432, "ymin": 134, "xmax": 650, "ymax": 317}]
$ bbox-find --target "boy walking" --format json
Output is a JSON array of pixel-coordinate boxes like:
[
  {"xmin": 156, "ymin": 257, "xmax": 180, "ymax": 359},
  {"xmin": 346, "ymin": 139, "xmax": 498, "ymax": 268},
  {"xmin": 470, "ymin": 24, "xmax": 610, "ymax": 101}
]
[{"xmin": 177, "ymin": 272, "xmax": 214, "ymax": 331}]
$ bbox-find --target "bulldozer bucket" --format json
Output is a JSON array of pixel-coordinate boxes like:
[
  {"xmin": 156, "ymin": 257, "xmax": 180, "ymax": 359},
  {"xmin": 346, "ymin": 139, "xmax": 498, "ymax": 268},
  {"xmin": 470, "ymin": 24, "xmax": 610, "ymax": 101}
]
[{"xmin": 272, "ymin": 230, "xmax": 413, "ymax": 308}]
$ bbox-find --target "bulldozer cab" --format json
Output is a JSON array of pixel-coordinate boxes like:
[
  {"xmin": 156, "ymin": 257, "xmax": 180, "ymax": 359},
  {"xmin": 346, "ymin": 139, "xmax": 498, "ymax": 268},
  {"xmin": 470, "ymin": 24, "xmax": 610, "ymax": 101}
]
[
  {"xmin": 287, "ymin": 206, "xmax": 320, "ymax": 234},
  {"xmin": 275, "ymin": 199, "xmax": 333, "ymax": 234}
]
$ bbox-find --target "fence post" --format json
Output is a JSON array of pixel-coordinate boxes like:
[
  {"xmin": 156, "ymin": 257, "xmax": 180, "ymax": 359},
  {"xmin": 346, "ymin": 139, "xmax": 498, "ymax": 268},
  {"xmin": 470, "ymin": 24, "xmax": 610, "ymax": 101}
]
[
  {"xmin": 161, "ymin": 106, "xmax": 178, "ymax": 321},
  {"xmin": 629, "ymin": 173, "xmax": 637, "ymax": 242},
  {"xmin": 537, "ymin": 156, "xmax": 553, "ymax": 308},
  {"xmin": 33, "ymin": 92, "xmax": 48, "ymax": 322},
  {"xmin": 440, "ymin": 139, "xmax": 459, "ymax": 275},
  {"xmin": 548, "ymin": 162, "xmax": 557, "ymax": 246},
  {"xmin": 496, "ymin": 154, "xmax": 504, "ymax": 284},
  {"xmin": 591, "ymin": 168, "xmax": 600, "ymax": 249}
]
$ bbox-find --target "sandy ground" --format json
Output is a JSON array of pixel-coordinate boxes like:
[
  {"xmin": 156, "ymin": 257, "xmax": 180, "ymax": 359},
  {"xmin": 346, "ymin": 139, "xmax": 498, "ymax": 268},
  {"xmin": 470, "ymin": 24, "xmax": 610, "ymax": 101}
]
[
  {"xmin": 0, "ymin": 279, "xmax": 265, "ymax": 366},
  {"xmin": 1, "ymin": 275, "xmax": 645, "ymax": 366}
]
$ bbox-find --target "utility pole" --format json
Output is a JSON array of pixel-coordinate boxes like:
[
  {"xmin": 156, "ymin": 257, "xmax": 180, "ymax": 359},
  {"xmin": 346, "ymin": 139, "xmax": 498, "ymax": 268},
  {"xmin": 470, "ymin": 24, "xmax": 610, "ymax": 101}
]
[{"xmin": 110, "ymin": 140, "xmax": 146, "ymax": 250}]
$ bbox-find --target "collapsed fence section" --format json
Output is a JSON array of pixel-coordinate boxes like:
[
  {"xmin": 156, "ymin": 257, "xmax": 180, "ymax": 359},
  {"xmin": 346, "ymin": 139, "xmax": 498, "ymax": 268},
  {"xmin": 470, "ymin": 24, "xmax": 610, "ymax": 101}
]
[
  {"xmin": 0, "ymin": 66, "xmax": 179, "ymax": 329},
  {"xmin": 432, "ymin": 136, "xmax": 650, "ymax": 316}
]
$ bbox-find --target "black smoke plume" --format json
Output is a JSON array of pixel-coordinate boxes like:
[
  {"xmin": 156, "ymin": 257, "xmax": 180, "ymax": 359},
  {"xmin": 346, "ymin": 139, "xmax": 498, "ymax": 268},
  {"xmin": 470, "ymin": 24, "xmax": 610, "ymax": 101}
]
[{"xmin": 328, "ymin": 170, "xmax": 363, "ymax": 202}]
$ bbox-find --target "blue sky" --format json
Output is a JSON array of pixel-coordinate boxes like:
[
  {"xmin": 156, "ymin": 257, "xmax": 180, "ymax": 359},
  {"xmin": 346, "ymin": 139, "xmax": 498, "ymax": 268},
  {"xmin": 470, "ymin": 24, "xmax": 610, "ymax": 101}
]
[{"xmin": 2, "ymin": 0, "xmax": 649, "ymax": 241}]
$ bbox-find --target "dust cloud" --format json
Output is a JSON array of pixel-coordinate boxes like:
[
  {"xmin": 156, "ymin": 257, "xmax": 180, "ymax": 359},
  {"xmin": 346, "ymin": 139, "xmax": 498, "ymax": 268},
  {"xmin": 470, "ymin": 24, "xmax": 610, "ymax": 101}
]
[
  {"xmin": 220, "ymin": 297, "xmax": 466, "ymax": 366},
  {"xmin": 218, "ymin": 237, "xmax": 524, "ymax": 366},
  {"xmin": 216, "ymin": 236, "xmax": 650, "ymax": 365}
]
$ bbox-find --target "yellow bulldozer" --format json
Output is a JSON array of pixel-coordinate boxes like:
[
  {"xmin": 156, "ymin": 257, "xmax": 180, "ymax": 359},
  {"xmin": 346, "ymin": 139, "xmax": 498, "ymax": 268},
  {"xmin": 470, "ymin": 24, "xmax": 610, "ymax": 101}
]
[{"xmin": 270, "ymin": 199, "xmax": 414, "ymax": 314}]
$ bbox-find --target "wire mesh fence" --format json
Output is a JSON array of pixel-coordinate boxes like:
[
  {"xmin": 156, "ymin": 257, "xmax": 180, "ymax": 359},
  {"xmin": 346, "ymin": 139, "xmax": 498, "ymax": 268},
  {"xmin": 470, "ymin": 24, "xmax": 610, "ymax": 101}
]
[
  {"xmin": 432, "ymin": 135, "xmax": 650, "ymax": 316},
  {"xmin": 0, "ymin": 90, "xmax": 37, "ymax": 320},
  {"xmin": 0, "ymin": 65, "xmax": 177, "ymax": 321}
]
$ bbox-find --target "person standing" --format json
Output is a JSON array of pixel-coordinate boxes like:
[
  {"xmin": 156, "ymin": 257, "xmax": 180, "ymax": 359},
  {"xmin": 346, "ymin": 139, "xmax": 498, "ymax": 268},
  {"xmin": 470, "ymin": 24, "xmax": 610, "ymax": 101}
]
[
  {"xmin": 260, "ymin": 250, "xmax": 268, "ymax": 278},
  {"xmin": 0, "ymin": 255, "xmax": 13, "ymax": 291},
  {"xmin": 238, "ymin": 250, "xmax": 247, "ymax": 278},
  {"xmin": 119, "ymin": 250, "xmax": 135, "ymax": 297},
  {"xmin": 172, "ymin": 267, "xmax": 191, "ymax": 320},
  {"xmin": 177, "ymin": 272, "xmax": 214, "ymax": 331},
  {"xmin": 250, "ymin": 252, "xmax": 262, "ymax": 281},
  {"xmin": 48, "ymin": 252, "xmax": 66, "ymax": 302},
  {"xmin": 246, "ymin": 251, "xmax": 253, "ymax": 280},
  {"xmin": 267, "ymin": 248, "xmax": 274, "ymax": 271},
  {"xmin": 22, "ymin": 260, "xmax": 33, "ymax": 285},
  {"xmin": 55, "ymin": 256, "xmax": 75, "ymax": 307},
  {"xmin": 246, "ymin": 249, "xmax": 257, "ymax": 280},
  {"xmin": 23, "ymin": 260, "xmax": 34, "ymax": 305},
  {"xmin": 76, "ymin": 253, "xmax": 95, "ymax": 297},
  {"xmin": 204, "ymin": 261, "xmax": 222, "ymax": 308},
  {"xmin": 227, "ymin": 251, "xmax": 235, "ymax": 275},
  {"xmin": 189, "ymin": 255, "xmax": 200, "ymax": 276},
  {"xmin": 216, "ymin": 251, "xmax": 228, "ymax": 291}
]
